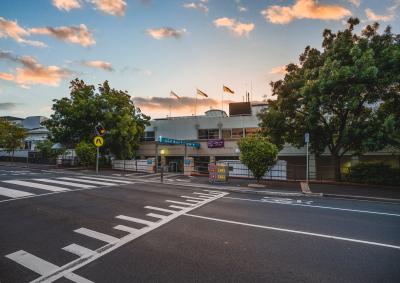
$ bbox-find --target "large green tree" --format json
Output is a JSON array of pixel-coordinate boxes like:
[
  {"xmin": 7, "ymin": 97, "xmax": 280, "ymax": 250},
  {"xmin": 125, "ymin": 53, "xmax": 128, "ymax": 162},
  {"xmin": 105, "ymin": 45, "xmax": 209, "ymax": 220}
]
[
  {"xmin": 0, "ymin": 118, "xmax": 27, "ymax": 160},
  {"xmin": 44, "ymin": 79, "xmax": 150, "ymax": 159},
  {"xmin": 259, "ymin": 18, "xmax": 400, "ymax": 180}
]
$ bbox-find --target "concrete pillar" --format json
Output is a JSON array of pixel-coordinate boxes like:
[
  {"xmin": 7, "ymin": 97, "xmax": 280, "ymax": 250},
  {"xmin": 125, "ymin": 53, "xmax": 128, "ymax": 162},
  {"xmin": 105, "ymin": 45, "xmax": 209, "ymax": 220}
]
[
  {"xmin": 309, "ymin": 153, "xmax": 317, "ymax": 180},
  {"xmin": 184, "ymin": 157, "xmax": 194, "ymax": 176}
]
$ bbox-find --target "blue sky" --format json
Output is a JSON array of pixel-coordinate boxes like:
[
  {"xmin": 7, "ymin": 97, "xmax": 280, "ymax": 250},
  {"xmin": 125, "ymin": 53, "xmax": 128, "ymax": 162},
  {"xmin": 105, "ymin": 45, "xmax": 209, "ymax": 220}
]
[{"xmin": 0, "ymin": 0, "xmax": 399, "ymax": 118}]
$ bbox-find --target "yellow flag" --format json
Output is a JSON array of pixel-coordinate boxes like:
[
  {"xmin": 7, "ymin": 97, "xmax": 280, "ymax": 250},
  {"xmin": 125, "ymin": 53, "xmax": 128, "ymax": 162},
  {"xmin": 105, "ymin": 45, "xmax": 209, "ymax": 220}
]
[
  {"xmin": 223, "ymin": 85, "xmax": 234, "ymax": 94},
  {"xmin": 196, "ymin": 89, "xmax": 208, "ymax": 98}
]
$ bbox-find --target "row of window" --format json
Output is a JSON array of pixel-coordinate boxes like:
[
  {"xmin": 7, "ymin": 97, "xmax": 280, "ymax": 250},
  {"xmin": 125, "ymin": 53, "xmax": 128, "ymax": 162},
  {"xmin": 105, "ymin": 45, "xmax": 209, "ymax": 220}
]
[{"xmin": 142, "ymin": 128, "xmax": 260, "ymax": 141}]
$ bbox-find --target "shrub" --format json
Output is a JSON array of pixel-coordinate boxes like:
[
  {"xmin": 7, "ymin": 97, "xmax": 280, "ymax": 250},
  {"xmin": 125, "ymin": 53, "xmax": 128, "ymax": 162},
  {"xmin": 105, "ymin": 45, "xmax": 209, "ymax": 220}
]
[
  {"xmin": 75, "ymin": 141, "xmax": 97, "ymax": 167},
  {"xmin": 238, "ymin": 136, "xmax": 278, "ymax": 183},
  {"xmin": 345, "ymin": 162, "xmax": 400, "ymax": 186}
]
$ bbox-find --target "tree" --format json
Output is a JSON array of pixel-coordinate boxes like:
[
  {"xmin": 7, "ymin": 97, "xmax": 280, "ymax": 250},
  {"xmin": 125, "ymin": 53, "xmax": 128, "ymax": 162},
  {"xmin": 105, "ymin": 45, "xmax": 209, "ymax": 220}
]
[
  {"xmin": 75, "ymin": 141, "xmax": 96, "ymax": 167},
  {"xmin": 0, "ymin": 118, "xmax": 27, "ymax": 161},
  {"xmin": 43, "ymin": 79, "xmax": 150, "ymax": 159},
  {"xmin": 259, "ymin": 18, "xmax": 400, "ymax": 180},
  {"xmin": 238, "ymin": 136, "xmax": 278, "ymax": 183},
  {"xmin": 35, "ymin": 140, "xmax": 65, "ymax": 159}
]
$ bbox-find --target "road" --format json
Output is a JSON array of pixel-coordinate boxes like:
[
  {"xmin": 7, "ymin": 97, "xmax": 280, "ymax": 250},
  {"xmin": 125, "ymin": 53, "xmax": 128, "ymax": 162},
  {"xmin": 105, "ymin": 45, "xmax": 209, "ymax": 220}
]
[{"xmin": 0, "ymin": 165, "xmax": 399, "ymax": 282}]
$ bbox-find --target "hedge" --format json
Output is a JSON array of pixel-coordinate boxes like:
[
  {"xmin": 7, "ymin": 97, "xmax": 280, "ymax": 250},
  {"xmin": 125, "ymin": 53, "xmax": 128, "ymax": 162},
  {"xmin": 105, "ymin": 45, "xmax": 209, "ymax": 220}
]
[{"xmin": 344, "ymin": 162, "xmax": 400, "ymax": 186}]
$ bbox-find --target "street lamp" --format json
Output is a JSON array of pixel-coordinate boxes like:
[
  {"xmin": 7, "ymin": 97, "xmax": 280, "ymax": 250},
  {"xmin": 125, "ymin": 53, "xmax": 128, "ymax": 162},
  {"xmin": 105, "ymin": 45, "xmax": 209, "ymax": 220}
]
[{"xmin": 160, "ymin": 149, "xmax": 166, "ymax": 183}]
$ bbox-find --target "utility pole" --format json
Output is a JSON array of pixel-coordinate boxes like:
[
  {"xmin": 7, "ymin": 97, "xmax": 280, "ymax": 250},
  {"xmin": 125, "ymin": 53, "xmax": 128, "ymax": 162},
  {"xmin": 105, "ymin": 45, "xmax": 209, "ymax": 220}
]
[{"xmin": 305, "ymin": 133, "xmax": 310, "ymax": 183}]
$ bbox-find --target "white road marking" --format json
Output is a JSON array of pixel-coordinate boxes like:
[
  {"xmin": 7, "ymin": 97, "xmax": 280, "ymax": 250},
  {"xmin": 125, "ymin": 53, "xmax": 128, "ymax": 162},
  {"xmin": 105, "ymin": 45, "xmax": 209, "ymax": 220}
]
[
  {"xmin": 6, "ymin": 250, "xmax": 58, "ymax": 275},
  {"xmin": 62, "ymin": 244, "xmax": 96, "ymax": 257},
  {"xmin": 116, "ymin": 215, "xmax": 156, "ymax": 226},
  {"xmin": 144, "ymin": 206, "xmax": 177, "ymax": 214},
  {"xmin": 3, "ymin": 180, "xmax": 69, "ymax": 192},
  {"xmin": 76, "ymin": 176, "xmax": 132, "ymax": 184},
  {"xmin": 64, "ymin": 273, "xmax": 94, "ymax": 283},
  {"xmin": 185, "ymin": 199, "xmax": 201, "ymax": 203},
  {"xmin": 185, "ymin": 213, "xmax": 400, "ymax": 250},
  {"xmin": 192, "ymin": 193, "xmax": 211, "ymax": 198},
  {"xmin": 223, "ymin": 196, "xmax": 400, "ymax": 217},
  {"xmin": 58, "ymin": 177, "xmax": 116, "ymax": 186},
  {"xmin": 169, "ymin": 205, "xmax": 187, "ymax": 210},
  {"xmin": 165, "ymin": 200, "xmax": 195, "ymax": 206},
  {"xmin": 181, "ymin": 195, "xmax": 207, "ymax": 201},
  {"xmin": 113, "ymin": 225, "xmax": 140, "ymax": 234},
  {"xmin": 28, "ymin": 191, "xmax": 228, "ymax": 283},
  {"xmin": 146, "ymin": 213, "xmax": 167, "ymax": 220},
  {"xmin": 33, "ymin": 179, "xmax": 96, "ymax": 188},
  {"xmin": 0, "ymin": 186, "xmax": 35, "ymax": 198},
  {"xmin": 74, "ymin": 228, "xmax": 119, "ymax": 244}
]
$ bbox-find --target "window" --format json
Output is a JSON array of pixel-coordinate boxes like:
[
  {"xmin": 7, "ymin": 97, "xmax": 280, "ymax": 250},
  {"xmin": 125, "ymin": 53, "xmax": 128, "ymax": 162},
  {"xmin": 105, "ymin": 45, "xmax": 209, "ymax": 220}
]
[
  {"xmin": 231, "ymin": 128, "xmax": 243, "ymax": 139},
  {"xmin": 222, "ymin": 129, "xmax": 231, "ymax": 139},
  {"xmin": 245, "ymin": 128, "xmax": 260, "ymax": 137},
  {"xmin": 143, "ymin": 131, "xmax": 155, "ymax": 141},
  {"xmin": 198, "ymin": 129, "xmax": 220, "ymax": 140}
]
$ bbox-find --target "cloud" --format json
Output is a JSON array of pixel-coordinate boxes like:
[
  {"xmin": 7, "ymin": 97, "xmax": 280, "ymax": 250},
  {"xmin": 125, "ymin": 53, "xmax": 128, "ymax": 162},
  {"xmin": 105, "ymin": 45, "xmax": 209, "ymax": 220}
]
[
  {"xmin": 132, "ymin": 96, "xmax": 234, "ymax": 113},
  {"xmin": 29, "ymin": 24, "xmax": 95, "ymax": 47},
  {"xmin": 81, "ymin": 60, "xmax": 113, "ymax": 71},
  {"xmin": 0, "ymin": 72, "xmax": 15, "ymax": 81},
  {"xmin": 52, "ymin": 0, "xmax": 81, "ymax": 11},
  {"xmin": 0, "ymin": 17, "xmax": 46, "ymax": 47},
  {"xmin": 365, "ymin": 2, "xmax": 400, "ymax": 22},
  {"xmin": 269, "ymin": 65, "xmax": 287, "ymax": 75},
  {"xmin": 91, "ymin": 0, "xmax": 126, "ymax": 16},
  {"xmin": 213, "ymin": 17, "xmax": 255, "ymax": 36},
  {"xmin": 146, "ymin": 27, "xmax": 187, "ymax": 39},
  {"xmin": 0, "ymin": 51, "xmax": 71, "ymax": 87},
  {"xmin": 261, "ymin": 0, "xmax": 351, "ymax": 24},
  {"xmin": 348, "ymin": 0, "xmax": 361, "ymax": 7},
  {"xmin": 238, "ymin": 6, "xmax": 247, "ymax": 12},
  {"xmin": 0, "ymin": 102, "xmax": 19, "ymax": 110},
  {"xmin": 183, "ymin": 0, "xmax": 209, "ymax": 14}
]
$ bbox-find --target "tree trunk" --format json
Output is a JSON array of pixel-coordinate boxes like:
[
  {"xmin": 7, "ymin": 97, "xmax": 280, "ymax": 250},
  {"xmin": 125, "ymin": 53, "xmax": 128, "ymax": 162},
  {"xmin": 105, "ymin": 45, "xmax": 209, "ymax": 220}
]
[{"xmin": 332, "ymin": 154, "xmax": 341, "ymax": 181}]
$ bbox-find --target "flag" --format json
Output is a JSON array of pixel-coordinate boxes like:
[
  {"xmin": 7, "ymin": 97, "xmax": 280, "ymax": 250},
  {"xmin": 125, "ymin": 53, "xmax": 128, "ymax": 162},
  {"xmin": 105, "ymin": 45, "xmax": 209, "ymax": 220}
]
[
  {"xmin": 170, "ymin": 91, "xmax": 180, "ymax": 99},
  {"xmin": 196, "ymin": 88, "xmax": 208, "ymax": 98},
  {"xmin": 223, "ymin": 85, "xmax": 234, "ymax": 94}
]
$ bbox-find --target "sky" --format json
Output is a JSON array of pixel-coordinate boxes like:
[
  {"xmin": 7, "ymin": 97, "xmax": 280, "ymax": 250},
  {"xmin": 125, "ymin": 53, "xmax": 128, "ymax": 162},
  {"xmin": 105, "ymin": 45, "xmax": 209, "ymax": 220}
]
[{"xmin": 0, "ymin": 0, "xmax": 399, "ymax": 119}]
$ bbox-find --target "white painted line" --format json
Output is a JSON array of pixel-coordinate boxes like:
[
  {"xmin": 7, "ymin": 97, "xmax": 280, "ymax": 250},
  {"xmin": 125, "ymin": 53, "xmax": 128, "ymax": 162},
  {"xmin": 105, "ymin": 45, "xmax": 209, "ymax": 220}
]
[
  {"xmin": 62, "ymin": 244, "xmax": 95, "ymax": 257},
  {"xmin": 181, "ymin": 196, "xmax": 207, "ymax": 201},
  {"xmin": 0, "ymin": 186, "xmax": 35, "ymax": 198},
  {"xmin": 76, "ymin": 176, "xmax": 132, "ymax": 184},
  {"xmin": 6, "ymin": 250, "xmax": 59, "ymax": 275},
  {"xmin": 169, "ymin": 205, "xmax": 187, "ymax": 210},
  {"xmin": 185, "ymin": 214, "xmax": 400, "ymax": 250},
  {"xmin": 184, "ymin": 199, "xmax": 201, "ymax": 203},
  {"xmin": 58, "ymin": 177, "xmax": 116, "ymax": 186},
  {"xmin": 64, "ymin": 273, "xmax": 94, "ymax": 283},
  {"xmin": 192, "ymin": 193, "xmax": 212, "ymax": 198},
  {"xmin": 74, "ymin": 228, "xmax": 119, "ymax": 244},
  {"xmin": 146, "ymin": 213, "xmax": 166, "ymax": 220},
  {"xmin": 144, "ymin": 206, "xmax": 177, "ymax": 214},
  {"xmin": 33, "ymin": 179, "xmax": 95, "ymax": 189},
  {"xmin": 116, "ymin": 215, "xmax": 156, "ymax": 226},
  {"xmin": 223, "ymin": 196, "xmax": 400, "ymax": 217},
  {"xmin": 165, "ymin": 200, "xmax": 195, "ymax": 206},
  {"xmin": 29, "ymin": 192, "xmax": 228, "ymax": 283},
  {"xmin": 202, "ymin": 190, "xmax": 221, "ymax": 194},
  {"xmin": 113, "ymin": 225, "xmax": 140, "ymax": 234},
  {"xmin": 3, "ymin": 180, "xmax": 69, "ymax": 192}
]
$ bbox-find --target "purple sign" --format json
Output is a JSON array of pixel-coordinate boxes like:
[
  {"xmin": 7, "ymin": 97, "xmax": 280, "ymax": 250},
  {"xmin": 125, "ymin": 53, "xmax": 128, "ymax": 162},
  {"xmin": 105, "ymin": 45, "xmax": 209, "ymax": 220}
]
[{"xmin": 208, "ymin": 139, "xmax": 224, "ymax": 148}]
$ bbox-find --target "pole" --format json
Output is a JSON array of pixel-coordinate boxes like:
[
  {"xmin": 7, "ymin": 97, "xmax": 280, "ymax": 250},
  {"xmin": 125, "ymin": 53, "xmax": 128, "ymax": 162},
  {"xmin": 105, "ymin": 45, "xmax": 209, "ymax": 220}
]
[
  {"xmin": 195, "ymin": 93, "xmax": 197, "ymax": 116},
  {"xmin": 160, "ymin": 160, "xmax": 164, "ymax": 183},
  {"xmin": 96, "ymin": 147, "xmax": 99, "ymax": 175},
  {"xmin": 221, "ymin": 87, "xmax": 223, "ymax": 112},
  {"xmin": 306, "ymin": 141, "xmax": 309, "ymax": 184}
]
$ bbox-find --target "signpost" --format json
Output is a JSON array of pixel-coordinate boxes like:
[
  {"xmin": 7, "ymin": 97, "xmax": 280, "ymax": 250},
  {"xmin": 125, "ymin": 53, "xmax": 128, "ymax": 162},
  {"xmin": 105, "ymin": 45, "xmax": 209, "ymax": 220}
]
[
  {"xmin": 93, "ymin": 135, "xmax": 104, "ymax": 174},
  {"xmin": 305, "ymin": 133, "xmax": 310, "ymax": 184}
]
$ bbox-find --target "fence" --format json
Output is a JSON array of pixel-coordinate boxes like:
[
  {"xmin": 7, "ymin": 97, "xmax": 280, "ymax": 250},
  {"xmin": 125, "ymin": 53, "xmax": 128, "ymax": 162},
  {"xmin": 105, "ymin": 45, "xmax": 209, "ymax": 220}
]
[
  {"xmin": 111, "ymin": 159, "xmax": 148, "ymax": 172},
  {"xmin": 216, "ymin": 160, "xmax": 287, "ymax": 180}
]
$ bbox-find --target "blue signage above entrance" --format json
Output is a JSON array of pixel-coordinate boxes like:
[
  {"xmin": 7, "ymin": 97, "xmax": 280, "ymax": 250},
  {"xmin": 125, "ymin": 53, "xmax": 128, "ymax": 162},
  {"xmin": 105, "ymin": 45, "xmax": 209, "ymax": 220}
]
[{"xmin": 158, "ymin": 136, "xmax": 200, "ymax": 149}]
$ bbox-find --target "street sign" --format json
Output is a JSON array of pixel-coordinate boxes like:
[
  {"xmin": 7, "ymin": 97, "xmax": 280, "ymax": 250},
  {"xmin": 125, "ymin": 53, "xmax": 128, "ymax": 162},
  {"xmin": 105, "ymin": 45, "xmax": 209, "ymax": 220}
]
[
  {"xmin": 93, "ymin": 136, "xmax": 104, "ymax": 147},
  {"xmin": 304, "ymin": 133, "xmax": 310, "ymax": 143},
  {"xmin": 95, "ymin": 124, "xmax": 106, "ymax": 136}
]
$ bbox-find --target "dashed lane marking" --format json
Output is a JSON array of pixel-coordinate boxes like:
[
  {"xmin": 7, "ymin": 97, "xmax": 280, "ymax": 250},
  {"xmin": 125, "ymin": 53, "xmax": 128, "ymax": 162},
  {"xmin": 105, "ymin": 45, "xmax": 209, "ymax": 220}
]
[
  {"xmin": 165, "ymin": 200, "xmax": 195, "ymax": 206},
  {"xmin": 62, "ymin": 244, "xmax": 96, "ymax": 257},
  {"xmin": 74, "ymin": 228, "xmax": 119, "ymax": 244},
  {"xmin": 184, "ymin": 213, "xmax": 400, "ymax": 250}
]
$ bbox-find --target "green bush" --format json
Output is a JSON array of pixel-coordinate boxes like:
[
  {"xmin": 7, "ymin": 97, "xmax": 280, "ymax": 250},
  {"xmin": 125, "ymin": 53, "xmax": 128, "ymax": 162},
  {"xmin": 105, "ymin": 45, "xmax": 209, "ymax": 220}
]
[
  {"xmin": 75, "ymin": 141, "xmax": 97, "ymax": 167},
  {"xmin": 345, "ymin": 162, "xmax": 400, "ymax": 186}
]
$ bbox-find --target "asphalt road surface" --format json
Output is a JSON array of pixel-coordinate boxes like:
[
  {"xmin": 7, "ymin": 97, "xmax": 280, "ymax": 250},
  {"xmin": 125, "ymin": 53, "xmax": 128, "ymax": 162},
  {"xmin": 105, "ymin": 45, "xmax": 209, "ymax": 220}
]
[{"xmin": 0, "ymin": 165, "xmax": 399, "ymax": 283}]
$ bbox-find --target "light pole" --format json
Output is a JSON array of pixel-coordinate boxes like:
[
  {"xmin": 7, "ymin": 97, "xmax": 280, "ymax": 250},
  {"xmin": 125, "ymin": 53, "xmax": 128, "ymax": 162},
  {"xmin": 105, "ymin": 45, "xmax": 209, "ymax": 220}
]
[{"xmin": 160, "ymin": 149, "xmax": 165, "ymax": 183}]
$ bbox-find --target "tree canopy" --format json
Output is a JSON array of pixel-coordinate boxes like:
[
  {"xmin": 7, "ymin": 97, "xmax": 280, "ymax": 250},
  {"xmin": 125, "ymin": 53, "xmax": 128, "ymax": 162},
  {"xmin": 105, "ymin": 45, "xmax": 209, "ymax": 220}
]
[
  {"xmin": 0, "ymin": 118, "xmax": 27, "ymax": 159},
  {"xmin": 259, "ymin": 18, "xmax": 400, "ymax": 180},
  {"xmin": 44, "ymin": 79, "xmax": 150, "ymax": 159}
]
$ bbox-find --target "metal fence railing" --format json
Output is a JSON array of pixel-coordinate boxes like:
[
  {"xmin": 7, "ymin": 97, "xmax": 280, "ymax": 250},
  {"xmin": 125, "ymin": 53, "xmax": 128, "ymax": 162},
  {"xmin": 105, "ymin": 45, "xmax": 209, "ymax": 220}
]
[{"xmin": 112, "ymin": 160, "xmax": 148, "ymax": 172}]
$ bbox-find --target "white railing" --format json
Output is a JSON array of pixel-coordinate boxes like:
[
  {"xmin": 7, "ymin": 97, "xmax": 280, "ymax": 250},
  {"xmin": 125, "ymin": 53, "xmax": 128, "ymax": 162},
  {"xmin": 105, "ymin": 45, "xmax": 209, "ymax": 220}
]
[{"xmin": 112, "ymin": 159, "xmax": 148, "ymax": 172}]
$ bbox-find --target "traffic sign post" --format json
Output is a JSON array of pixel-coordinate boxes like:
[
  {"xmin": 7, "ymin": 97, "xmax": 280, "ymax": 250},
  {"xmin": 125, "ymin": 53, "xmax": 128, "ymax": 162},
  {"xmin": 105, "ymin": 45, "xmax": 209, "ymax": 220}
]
[
  {"xmin": 93, "ymin": 135, "xmax": 105, "ymax": 175},
  {"xmin": 305, "ymin": 133, "xmax": 310, "ymax": 184}
]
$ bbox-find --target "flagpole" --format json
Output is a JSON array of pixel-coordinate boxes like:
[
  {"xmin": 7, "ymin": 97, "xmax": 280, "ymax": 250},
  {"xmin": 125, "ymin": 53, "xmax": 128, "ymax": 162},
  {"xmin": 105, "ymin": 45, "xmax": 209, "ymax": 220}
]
[
  {"xmin": 221, "ymin": 86, "xmax": 223, "ymax": 113},
  {"xmin": 195, "ymin": 90, "xmax": 197, "ymax": 116}
]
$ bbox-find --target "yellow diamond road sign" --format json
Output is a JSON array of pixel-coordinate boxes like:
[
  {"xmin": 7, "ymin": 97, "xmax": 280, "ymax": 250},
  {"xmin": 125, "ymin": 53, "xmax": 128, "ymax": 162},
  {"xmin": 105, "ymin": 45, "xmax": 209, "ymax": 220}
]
[{"xmin": 93, "ymin": 136, "xmax": 104, "ymax": 147}]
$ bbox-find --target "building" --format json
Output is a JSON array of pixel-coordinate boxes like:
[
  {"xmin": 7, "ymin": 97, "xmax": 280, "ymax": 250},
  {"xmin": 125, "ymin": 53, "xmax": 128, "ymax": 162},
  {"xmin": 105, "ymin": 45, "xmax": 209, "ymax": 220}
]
[
  {"xmin": 0, "ymin": 116, "xmax": 49, "ymax": 150},
  {"xmin": 137, "ymin": 102, "xmax": 399, "ymax": 179}
]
